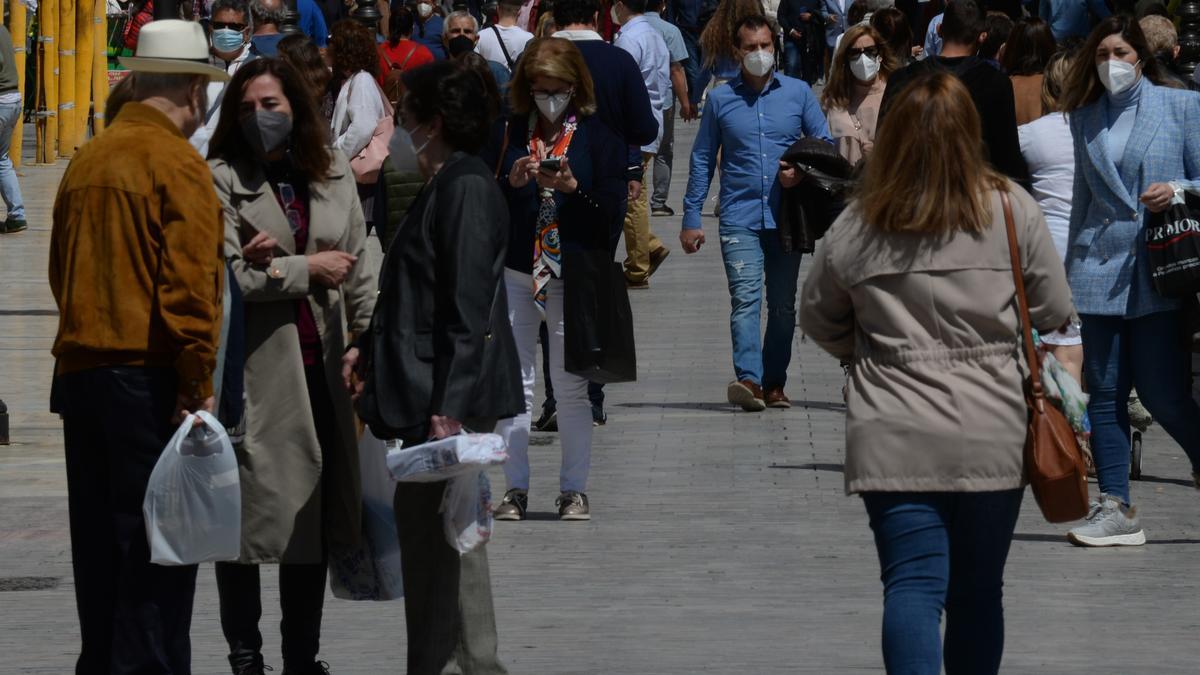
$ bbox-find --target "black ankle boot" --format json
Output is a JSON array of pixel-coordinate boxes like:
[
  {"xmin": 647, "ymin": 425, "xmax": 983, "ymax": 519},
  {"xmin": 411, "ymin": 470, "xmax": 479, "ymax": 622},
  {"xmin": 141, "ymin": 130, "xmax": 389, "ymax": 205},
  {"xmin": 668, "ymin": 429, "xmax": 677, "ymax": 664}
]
[
  {"xmin": 228, "ymin": 652, "xmax": 270, "ymax": 675},
  {"xmin": 281, "ymin": 660, "xmax": 330, "ymax": 675}
]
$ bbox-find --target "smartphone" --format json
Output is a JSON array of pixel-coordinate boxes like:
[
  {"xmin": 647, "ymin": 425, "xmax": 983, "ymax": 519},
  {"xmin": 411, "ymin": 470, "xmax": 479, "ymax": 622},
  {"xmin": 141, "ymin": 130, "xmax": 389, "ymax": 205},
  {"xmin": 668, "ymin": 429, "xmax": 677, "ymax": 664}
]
[{"xmin": 539, "ymin": 157, "xmax": 562, "ymax": 171}]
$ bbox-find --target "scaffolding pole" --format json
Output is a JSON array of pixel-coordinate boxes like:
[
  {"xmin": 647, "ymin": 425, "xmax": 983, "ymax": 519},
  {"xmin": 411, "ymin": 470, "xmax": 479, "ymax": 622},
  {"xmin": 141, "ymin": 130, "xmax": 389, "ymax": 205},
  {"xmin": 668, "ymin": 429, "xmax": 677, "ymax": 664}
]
[
  {"xmin": 73, "ymin": 0, "xmax": 93, "ymax": 146},
  {"xmin": 38, "ymin": 0, "xmax": 59, "ymax": 164},
  {"xmin": 91, "ymin": 0, "xmax": 105, "ymax": 133},
  {"xmin": 57, "ymin": 0, "xmax": 76, "ymax": 157},
  {"xmin": 9, "ymin": 0, "xmax": 26, "ymax": 167}
]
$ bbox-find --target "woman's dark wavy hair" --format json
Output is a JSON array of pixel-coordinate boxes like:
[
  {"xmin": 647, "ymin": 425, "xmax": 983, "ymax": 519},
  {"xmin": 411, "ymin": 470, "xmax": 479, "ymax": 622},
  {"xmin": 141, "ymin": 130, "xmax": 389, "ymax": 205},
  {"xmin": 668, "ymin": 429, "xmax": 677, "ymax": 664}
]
[
  {"xmin": 999, "ymin": 17, "xmax": 1056, "ymax": 76},
  {"xmin": 207, "ymin": 57, "xmax": 333, "ymax": 184},
  {"xmin": 1061, "ymin": 14, "xmax": 1178, "ymax": 111},
  {"xmin": 330, "ymin": 19, "xmax": 381, "ymax": 79},
  {"xmin": 400, "ymin": 60, "xmax": 499, "ymax": 154}
]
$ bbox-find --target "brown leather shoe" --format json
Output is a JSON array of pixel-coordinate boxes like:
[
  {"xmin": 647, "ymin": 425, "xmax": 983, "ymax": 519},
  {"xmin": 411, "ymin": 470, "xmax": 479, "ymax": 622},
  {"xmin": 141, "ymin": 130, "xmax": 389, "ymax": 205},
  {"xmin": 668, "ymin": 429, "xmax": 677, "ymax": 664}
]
[
  {"xmin": 648, "ymin": 247, "xmax": 670, "ymax": 278},
  {"xmin": 765, "ymin": 387, "xmax": 791, "ymax": 409},
  {"xmin": 727, "ymin": 380, "xmax": 766, "ymax": 412}
]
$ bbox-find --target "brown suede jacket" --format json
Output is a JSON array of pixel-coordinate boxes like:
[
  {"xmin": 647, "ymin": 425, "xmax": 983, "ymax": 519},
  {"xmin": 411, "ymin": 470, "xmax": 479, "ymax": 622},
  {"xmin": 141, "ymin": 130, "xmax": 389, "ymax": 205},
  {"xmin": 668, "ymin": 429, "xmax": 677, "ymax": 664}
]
[{"xmin": 50, "ymin": 102, "xmax": 224, "ymax": 399}]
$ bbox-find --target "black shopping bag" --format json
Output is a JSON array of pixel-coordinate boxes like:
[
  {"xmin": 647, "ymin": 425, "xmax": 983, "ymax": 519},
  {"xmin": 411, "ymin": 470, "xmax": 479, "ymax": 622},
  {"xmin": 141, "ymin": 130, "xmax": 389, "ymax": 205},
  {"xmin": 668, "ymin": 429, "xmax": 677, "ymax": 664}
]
[
  {"xmin": 1147, "ymin": 192, "xmax": 1200, "ymax": 298},
  {"xmin": 562, "ymin": 249, "xmax": 637, "ymax": 384}
]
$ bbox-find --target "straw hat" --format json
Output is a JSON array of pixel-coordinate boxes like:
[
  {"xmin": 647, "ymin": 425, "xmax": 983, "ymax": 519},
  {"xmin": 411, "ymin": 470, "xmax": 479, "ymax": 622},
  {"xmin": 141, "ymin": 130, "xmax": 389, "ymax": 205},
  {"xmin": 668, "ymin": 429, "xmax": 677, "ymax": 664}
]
[{"xmin": 119, "ymin": 19, "xmax": 231, "ymax": 81}]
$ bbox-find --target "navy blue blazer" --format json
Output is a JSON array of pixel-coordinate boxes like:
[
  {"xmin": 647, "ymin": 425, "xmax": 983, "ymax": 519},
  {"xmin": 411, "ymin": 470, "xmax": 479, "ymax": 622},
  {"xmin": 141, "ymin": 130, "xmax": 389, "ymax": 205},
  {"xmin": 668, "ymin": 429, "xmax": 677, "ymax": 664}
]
[
  {"xmin": 1066, "ymin": 82, "xmax": 1200, "ymax": 317},
  {"xmin": 482, "ymin": 114, "xmax": 628, "ymax": 274}
]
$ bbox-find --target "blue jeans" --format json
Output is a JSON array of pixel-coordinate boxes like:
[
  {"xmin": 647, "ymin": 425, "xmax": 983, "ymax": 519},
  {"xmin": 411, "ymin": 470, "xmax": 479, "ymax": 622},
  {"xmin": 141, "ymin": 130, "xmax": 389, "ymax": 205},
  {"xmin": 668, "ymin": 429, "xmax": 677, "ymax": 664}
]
[
  {"xmin": 680, "ymin": 28, "xmax": 708, "ymax": 107},
  {"xmin": 1081, "ymin": 311, "xmax": 1200, "ymax": 504},
  {"xmin": 0, "ymin": 99, "xmax": 24, "ymax": 220},
  {"xmin": 863, "ymin": 490, "xmax": 1024, "ymax": 675},
  {"xmin": 718, "ymin": 227, "xmax": 802, "ymax": 389}
]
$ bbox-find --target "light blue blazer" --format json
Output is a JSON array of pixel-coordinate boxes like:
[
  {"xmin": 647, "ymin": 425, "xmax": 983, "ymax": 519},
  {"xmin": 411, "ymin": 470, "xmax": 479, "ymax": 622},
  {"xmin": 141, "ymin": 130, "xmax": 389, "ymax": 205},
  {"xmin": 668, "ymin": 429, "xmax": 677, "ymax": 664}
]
[
  {"xmin": 1066, "ymin": 82, "xmax": 1200, "ymax": 317},
  {"xmin": 821, "ymin": 0, "xmax": 848, "ymax": 48}
]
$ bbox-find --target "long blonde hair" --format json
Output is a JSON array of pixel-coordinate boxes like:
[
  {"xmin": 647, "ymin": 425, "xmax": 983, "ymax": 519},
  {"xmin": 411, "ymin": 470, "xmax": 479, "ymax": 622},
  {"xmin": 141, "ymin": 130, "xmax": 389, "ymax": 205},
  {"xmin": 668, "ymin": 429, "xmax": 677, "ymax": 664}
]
[
  {"xmin": 699, "ymin": 0, "xmax": 765, "ymax": 69},
  {"xmin": 820, "ymin": 25, "xmax": 896, "ymax": 111},
  {"xmin": 509, "ymin": 38, "xmax": 598, "ymax": 116},
  {"xmin": 1040, "ymin": 50, "xmax": 1073, "ymax": 115},
  {"xmin": 859, "ymin": 72, "xmax": 1005, "ymax": 234}
]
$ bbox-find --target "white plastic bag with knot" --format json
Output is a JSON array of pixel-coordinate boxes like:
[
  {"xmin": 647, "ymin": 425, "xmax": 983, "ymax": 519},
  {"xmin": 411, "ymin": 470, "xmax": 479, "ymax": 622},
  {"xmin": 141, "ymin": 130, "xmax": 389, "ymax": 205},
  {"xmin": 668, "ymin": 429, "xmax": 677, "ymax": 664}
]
[{"xmin": 143, "ymin": 411, "xmax": 242, "ymax": 565}]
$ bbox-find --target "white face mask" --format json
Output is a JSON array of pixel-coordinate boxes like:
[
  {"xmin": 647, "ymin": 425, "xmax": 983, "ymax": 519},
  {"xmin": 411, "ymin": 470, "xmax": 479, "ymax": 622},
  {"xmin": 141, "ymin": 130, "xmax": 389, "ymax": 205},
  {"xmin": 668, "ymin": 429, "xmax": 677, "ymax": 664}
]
[
  {"xmin": 850, "ymin": 54, "xmax": 880, "ymax": 82},
  {"xmin": 417, "ymin": 2, "xmax": 433, "ymax": 18},
  {"xmin": 534, "ymin": 91, "xmax": 572, "ymax": 123},
  {"xmin": 1097, "ymin": 58, "xmax": 1140, "ymax": 94},
  {"xmin": 388, "ymin": 124, "xmax": 431, "ymax": 174},
  {"xmin": 611, "ymin": 4, "xmax": 621, "ymax": 25},
  {"xmin": 743, "ymin": 49, "xmax": 774, "ymax": 77}
]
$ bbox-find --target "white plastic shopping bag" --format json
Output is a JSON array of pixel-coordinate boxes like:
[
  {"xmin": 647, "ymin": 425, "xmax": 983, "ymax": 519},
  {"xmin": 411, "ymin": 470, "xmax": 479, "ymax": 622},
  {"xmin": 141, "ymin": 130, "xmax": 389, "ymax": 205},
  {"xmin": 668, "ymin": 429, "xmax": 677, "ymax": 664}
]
[
  {"xmin": 441, "ymin": 471, "xmax": 494, "ymax": 554},
  {"xmin": 384, "ymin": 433, "xmax": 507, "ymax": 482},
  {"xmin": 385, "ymin": 433, "xmax": 507, "ymax": 555},
  {"xmin": 328, "ymin": 428, "xmax": 405, "ymax": 601},
  {"xmin": 143, "ymin": 411, "xmax": 241, "ymax": 565}
]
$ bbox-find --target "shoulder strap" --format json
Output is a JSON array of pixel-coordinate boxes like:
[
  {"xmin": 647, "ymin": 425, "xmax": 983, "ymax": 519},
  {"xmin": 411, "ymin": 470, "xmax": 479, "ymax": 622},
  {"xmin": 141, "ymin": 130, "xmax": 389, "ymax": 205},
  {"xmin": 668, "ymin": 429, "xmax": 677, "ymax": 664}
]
[
  {"xmin": 492, "ymin": 25, "xmax": 516, "ymax": 70},
  {"xmin": 1001, "ymin": 190, "xmax": 1046, "ymax": 407},
  {"xmin": 379, "ymin": 44, "xmax": 397, "ymax": 69},
  {"xmin": 400, "ymin": 42, "xmax": 420, "ymax": 69}
]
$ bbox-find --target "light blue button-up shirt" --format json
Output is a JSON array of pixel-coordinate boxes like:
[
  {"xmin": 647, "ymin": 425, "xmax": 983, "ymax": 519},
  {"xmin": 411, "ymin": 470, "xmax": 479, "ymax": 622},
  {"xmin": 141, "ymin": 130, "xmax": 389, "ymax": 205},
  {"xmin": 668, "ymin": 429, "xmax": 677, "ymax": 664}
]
[
  {"xmin": 644, "ymin": 11, "xmax": 689, "ymax": 64},
  {"xmin": 616, "ymin": 15, "xmax": 672, "ymax": 153},
  {"xmin": 683, "ymin": 71, "xmax": 832, "ymax": 231}
]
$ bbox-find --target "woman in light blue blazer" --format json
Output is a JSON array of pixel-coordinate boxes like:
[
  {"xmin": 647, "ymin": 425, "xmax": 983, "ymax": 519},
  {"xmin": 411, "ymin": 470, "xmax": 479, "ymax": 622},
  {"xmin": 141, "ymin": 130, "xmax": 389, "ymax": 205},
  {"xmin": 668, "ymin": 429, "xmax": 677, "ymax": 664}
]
[{"xmin": 1061, "ymin": 15, "xmax": 1200, "ymax": 548}]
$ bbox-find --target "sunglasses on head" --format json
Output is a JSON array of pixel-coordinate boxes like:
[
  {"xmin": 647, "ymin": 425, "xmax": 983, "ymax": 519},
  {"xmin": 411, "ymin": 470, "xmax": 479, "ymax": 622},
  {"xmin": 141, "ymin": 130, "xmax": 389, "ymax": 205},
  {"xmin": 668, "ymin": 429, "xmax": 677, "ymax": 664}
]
[
  {"xmin": 846, "ymin": 46, "xmax": 879, "ymax": 59},
  {"xmin": 212, "ymin": 21, "xmax": 247, "ymax": 31}
]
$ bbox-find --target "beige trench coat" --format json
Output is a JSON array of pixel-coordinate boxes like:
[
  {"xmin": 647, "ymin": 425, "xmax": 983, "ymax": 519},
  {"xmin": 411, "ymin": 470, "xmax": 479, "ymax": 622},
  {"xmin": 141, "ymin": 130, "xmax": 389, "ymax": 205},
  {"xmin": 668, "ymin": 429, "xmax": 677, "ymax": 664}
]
[
  {"xmin": 799, "ymin": 183, "xmax": 1075, "ymax": 495},
  {"xmin": 211, "ymin": 153, "xmax": 377, "ymax": 564}
]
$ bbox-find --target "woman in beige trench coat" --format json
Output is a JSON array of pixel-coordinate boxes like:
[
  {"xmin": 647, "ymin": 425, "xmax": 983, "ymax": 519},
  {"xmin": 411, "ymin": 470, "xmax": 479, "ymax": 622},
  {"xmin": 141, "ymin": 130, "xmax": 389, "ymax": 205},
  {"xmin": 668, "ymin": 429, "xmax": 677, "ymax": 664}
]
[{"xmin": 207, "ymin": 58, "xmax": 377, "ymax": 675}]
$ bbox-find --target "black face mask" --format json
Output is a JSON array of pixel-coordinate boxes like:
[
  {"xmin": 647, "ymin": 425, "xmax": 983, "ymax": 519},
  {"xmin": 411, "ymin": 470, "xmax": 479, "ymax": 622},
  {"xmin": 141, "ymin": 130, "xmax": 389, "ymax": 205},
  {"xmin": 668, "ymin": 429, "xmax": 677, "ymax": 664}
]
[{"xmin": 448, "ymin": 35, "xmax": 475, "ymax": 58}]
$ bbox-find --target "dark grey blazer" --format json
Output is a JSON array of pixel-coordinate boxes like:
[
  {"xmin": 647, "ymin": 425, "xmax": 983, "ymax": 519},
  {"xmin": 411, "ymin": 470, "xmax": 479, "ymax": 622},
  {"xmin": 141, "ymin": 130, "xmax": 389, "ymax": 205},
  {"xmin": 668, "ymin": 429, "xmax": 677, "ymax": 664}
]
[{"xmin": 357, "ymin": 152, "xmax": 524, "ymax": 438}]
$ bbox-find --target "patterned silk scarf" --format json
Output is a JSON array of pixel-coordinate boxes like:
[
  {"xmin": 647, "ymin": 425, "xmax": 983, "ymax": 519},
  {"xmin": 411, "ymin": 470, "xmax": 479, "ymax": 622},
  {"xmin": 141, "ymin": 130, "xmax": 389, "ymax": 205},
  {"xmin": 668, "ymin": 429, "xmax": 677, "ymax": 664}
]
[{"xmin": 530, "ymin": 112, "xmax": 578, "ymax": 317}]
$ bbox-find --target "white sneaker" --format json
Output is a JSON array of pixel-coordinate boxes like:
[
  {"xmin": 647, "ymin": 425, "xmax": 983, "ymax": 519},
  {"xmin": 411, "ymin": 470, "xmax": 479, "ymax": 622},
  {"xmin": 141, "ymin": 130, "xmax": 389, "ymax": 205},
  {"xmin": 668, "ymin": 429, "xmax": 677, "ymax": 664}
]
[{"xmin": 1067, "ymin": 494, "xmax": 1146, "ymax": 547}]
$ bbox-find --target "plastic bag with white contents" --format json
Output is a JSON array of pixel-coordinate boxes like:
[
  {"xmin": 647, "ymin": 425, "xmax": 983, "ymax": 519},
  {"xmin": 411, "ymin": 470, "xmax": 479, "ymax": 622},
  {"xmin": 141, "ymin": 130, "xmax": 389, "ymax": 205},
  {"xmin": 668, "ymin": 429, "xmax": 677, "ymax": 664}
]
[
  {"xmin": 441, "ymin": 471, "xmax": 494, "ymax": 555},
  {"xmin": 385, "ymin": 433, "xmax": 507, "ymax": 482},
  {"xmin": 143, "ymin": 411, "xmax": 242, "ymax": 565}
]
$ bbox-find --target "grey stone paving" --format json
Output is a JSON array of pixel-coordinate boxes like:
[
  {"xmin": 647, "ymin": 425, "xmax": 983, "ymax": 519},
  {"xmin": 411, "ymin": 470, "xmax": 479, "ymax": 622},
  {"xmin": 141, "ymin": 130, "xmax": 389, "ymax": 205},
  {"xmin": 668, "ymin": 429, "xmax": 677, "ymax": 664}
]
[{"xmin": 3, "ymin": 120, "xmax": 1200, "ymax": 674}]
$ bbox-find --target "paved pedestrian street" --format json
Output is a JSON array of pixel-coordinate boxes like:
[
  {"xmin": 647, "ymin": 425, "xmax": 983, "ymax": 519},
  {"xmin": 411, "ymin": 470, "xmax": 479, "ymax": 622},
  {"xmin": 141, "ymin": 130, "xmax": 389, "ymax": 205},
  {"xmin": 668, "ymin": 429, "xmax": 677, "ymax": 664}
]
[{"xmin": 3, "ymin": 122, "xmax": 1200, "ymax": 674}]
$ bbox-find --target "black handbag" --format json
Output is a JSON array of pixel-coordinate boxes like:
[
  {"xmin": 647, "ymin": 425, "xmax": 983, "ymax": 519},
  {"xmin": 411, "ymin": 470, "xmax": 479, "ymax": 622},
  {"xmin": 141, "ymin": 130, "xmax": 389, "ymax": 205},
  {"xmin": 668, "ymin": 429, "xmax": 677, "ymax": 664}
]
[
  {"xmin": 562, "ymin": 250, "xmax": 637, "ymax": 384},
  {"xmin": 1146, "ymin": 192, "xmax": 1200, "ymax": 298}
]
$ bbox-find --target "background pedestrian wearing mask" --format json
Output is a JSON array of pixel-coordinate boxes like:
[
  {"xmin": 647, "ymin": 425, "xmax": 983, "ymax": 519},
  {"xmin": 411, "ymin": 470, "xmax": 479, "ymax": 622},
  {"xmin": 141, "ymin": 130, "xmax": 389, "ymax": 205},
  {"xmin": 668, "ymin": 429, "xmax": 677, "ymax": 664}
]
[
  {"xmin": 208, "ymin": 57, "xmax": 377, "ymax": 675},
  {"xmin": 1058, "ymin": 15, "xmax": 1200, "ymax": 547},
  {"xmin": 347, "ymin": 59, "xmax": 521, "ymax": 675},
  {"xmin": 682, "ymin": 14, "xmax": 831, "ymax": 413},
  {"xmin": 801, "ymin": 72, "xmax": 1074, "ymax": 675},
  {"xmin": 486, "ymin": 37, "xmax": 627, "ymax": 521},
  {"xmin": 820, "ymin": 24, "xmax": 894, "ymax": 165}
]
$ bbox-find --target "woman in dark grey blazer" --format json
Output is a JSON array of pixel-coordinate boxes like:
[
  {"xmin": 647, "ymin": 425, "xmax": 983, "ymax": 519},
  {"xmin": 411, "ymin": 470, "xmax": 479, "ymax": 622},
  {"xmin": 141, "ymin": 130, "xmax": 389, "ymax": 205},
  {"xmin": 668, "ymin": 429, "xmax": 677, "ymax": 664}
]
[{"xmin": 346, "ymin": 59, "xmax": 523, "ymax": 675}]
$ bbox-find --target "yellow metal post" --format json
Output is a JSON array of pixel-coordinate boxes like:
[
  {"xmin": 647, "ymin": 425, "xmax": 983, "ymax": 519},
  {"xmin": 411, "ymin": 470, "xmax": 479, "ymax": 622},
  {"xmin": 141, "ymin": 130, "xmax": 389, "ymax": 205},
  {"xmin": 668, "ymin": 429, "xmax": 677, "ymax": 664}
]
[
  {"xmin": 39, "ymin": 0, "xmax": 58, "ymax": 163},
  {"xmin": 74, "ymin": 0, "xmax": 93, "ymax": 145},
  {"xmin": 92, "ymin": 0, "xmax": 105, "ymax": 133},
  {"xmin": 57, "ymin": 0, "xmax": 76, "ymax": 156},
  {"xmin": 9, "ymin": 0, "xmax": 26, "ymax": 167}
]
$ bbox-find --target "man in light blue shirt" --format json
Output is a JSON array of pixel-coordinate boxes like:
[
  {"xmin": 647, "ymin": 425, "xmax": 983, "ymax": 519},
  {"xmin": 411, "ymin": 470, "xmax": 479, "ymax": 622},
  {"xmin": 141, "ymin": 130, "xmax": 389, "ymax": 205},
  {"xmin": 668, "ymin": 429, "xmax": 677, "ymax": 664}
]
[
  {"xmin": 1039, "ymin": 0, "xmax": 1110, "ymax": 43},
  {"xmin": 682, "ymin": 14, "xmax": 832, "ymax": 412},
  {"xmin": 615, "ymin": 0, "xmax": 673, "ymax": 287},
  {"xmin": 645, "ymin": 0, "xmax": 697, "ymax": 217}
]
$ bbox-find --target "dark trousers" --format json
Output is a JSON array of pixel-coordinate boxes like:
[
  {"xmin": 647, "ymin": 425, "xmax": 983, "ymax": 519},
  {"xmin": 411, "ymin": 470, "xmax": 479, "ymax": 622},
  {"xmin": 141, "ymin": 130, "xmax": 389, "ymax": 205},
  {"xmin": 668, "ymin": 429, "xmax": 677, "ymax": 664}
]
[
  {"xmin": 215, "ymin": 561, "xmax": 328, "ymax": 667},
  {"xmin": 57, "ymin": 366, "xmax": 199, "ymax": 675},
  {"xmin": 215, "ymin": 362, "xmax": 337, "ymax": 667},
  {"xmin": 395, "ymin": 420, "xmax": 506, "ymax": 675},
  {"xmin": 862, "ymin": 489, "xmax": 1024, "ymax": 675}
]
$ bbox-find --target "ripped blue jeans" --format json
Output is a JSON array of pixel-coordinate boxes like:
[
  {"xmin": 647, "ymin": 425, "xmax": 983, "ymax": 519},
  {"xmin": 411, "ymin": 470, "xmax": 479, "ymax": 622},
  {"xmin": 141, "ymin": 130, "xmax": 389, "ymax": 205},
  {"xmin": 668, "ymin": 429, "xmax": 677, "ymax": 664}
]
[{"xmin": 718, "ymin": 226, "xmax": 803, "ymax": 389}]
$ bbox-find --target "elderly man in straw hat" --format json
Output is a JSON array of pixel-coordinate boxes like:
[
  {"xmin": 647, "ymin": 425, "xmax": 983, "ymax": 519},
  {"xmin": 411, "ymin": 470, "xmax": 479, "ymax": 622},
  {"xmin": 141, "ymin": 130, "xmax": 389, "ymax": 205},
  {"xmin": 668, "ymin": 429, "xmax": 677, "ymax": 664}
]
[{"xmin": 48, "ymin": 19, "xmax": 230, "ymax": 674}]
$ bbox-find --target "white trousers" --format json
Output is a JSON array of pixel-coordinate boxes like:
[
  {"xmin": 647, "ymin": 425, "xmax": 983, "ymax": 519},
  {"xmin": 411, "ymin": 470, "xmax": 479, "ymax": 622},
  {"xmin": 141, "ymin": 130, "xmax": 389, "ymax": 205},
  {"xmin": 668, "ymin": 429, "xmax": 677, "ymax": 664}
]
[{"xmin": 496, "ymin": 269, "xmax": 593, "ymax": 493}]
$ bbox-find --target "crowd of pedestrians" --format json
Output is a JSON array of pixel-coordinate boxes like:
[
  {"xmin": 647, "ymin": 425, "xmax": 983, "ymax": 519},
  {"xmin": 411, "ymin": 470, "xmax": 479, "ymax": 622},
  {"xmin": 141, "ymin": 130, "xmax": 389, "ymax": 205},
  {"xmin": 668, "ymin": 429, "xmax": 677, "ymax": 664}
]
[{"xmin": 27, "ymin": 0, "xmax": 1200, "ymax": 672}]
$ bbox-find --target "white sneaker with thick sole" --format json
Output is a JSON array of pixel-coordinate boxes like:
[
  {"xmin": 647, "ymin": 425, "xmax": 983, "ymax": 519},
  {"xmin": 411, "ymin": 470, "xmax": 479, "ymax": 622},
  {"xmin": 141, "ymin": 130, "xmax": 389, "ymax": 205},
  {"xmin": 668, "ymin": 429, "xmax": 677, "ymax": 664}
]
[{"xmin": 1067, "ymin": 494, "xmax": 1146, "ymax": 547}]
